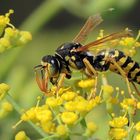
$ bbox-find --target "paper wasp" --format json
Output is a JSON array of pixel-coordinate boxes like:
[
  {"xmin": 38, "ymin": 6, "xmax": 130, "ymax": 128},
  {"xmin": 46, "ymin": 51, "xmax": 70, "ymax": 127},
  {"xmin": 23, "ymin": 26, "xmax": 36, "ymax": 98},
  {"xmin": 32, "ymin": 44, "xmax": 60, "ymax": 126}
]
[{"xmin": 34, "ymin": 14, "xmax": 140, "ymax": 96}]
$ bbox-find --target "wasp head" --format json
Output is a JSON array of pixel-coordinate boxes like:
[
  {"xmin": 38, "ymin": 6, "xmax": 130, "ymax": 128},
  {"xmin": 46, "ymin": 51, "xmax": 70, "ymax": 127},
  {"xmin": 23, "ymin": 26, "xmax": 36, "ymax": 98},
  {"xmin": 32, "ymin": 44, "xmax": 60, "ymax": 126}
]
[{"xmin": 34, "ymin": 55, "xmax": 60, "ymax": 94}]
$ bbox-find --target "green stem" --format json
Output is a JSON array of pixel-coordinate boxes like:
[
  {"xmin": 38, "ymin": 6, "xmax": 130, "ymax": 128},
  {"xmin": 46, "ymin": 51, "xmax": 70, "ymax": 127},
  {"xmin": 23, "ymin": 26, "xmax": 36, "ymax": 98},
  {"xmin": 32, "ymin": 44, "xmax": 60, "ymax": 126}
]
[
  {"xmin": 0, "ymin": 0, "xmax": 62, "ymax": 81},
  {"xmin": 6, "ymin": 93, "xmax": 47, "ymax": 138}
]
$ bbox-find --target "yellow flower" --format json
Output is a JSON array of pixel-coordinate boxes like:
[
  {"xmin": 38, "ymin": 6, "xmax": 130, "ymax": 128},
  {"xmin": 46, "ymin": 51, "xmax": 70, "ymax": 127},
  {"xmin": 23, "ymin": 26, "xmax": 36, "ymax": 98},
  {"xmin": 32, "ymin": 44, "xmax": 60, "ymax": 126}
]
[
  {"xmin": 135, "ymin": 122, "xmax": 140, "ymax": 132},
  {"xmin": 86, "ymin": 121, "xmax": 97, "ymax": 133},
  {"xmin": 102, "ymin": 85, "xmax": 114, "ymax": 93},
  {"xmin": 0, "ymin": 9, "xmax": 14, "ymax": 35},
  {"xmin": 2, "ymin": 101, "xmax": 13, "ymax": 112},
  {"xmin": 4, "ymin": 27, "xmax": 17, "ymax": 38},
  {"xmin": 36, "ymin": 109, "xmax": 52, "ymax": 123},
  {"xmin": 120, "ymin": 98, "xmax": 137, "ymax": 110},
  {"xmin": 21, "ymin": 107, "xmax": 37, "ymax": 121},
  {"xmin": 74, "ymin": 95, "xmax": 86, "ymax": 102},
  {"xmin": 0, "ymin": 38, "xmax": 11, "ymax": 53},
  {"xmin": 136, "ymin": 134, "xmax": 140, "ymax": 140},
  {"xmin": 41, "ymin": 121, "xmax": 56, "ymax": 134},
  {"xmin": 46, "ymin": 97, "xmax": 63, "ymax": 107},
  {"xmin": 78, "ymin": 79, "xmax": 95, "ymax": 88},
  {"xmin": 56, "ymin": 124, "xmax": 68, "ymax": 136},
  {"xmin": 64, "ymin": 101, "xmax": 77, "ymax": 111},
  {"xmin": 0, "ymin": 83, "xmax": 10, "ymax": 100},
  {"xmin": 19, "ymin": 31, "xmax": 32, "ymax": 45},
  {"xmin": 61, "ymin": 91, "xmax": 76, "ymax": 101},
  {"xmin": 109, "ymin": 128, "xmax": 128, "ymax": 140},
  {"xmin": 120, "ymin": 37, "xmax": 140, "ymax": 47},
  {"xmin": 76, "ymin": 100, "xmax": 94, "ymax": 113},
  {"xmin": 3, "ymin": 27, "xmax": 32, "ymax": 49},
  {"xmin": 15, "ymin": 131, "xmax": 30, "ymax": 140},
  {"xmin": 89, "ymin": 96, "xmax": 101, "ymax": 107},
  {"xmin": 61, "ymin": 112, "xmax": 78, "ymax": 125},
  {"xmin": 137, "ymin": 102, "xmax": 140, "ymax": 109},
  {"xmin": 50, "ymin": 86, "xmax": 71, "ymax": 95},
  {"xmin": 76, "ymin": 100, "xmax": 88, "ymax": 112},
  {"xmin": 109, "ymin": 116, "xmax": 128, "ymax": 128}
]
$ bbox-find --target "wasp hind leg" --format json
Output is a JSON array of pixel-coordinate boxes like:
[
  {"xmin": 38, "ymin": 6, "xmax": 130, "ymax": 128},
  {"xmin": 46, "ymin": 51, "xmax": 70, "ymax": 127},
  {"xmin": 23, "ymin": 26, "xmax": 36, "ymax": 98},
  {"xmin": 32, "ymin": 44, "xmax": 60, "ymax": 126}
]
[
  {"xmin": 131, "ymin": 81, "xmax": 140, "ymax": 97},
  {"xmin": 110, "ymin": 58, "xmax": 136, "ymax": 99},
  {"xmin": 83, "ymin": 58, "xmax": 98, "ymax": 99}
]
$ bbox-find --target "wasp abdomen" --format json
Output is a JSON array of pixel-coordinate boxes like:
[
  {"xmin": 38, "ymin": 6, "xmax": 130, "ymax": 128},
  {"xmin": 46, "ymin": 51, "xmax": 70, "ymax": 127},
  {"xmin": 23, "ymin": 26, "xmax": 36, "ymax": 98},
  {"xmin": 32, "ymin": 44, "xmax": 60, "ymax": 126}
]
[{"xmin": 96, "ymin": 49, "xmax": 140, "ymax": 84}]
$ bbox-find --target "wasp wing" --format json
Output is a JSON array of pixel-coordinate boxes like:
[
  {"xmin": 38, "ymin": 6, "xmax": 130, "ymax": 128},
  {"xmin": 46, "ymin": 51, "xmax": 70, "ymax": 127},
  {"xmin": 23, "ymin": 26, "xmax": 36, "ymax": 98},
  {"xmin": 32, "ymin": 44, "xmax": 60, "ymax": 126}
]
[
  {"xmin": 76, "ymin": 30, "xmax": 132, "ymax": 52},
  {"xmin": 73, "ymin": 14, "xmax": 103, "ymax": 43}
]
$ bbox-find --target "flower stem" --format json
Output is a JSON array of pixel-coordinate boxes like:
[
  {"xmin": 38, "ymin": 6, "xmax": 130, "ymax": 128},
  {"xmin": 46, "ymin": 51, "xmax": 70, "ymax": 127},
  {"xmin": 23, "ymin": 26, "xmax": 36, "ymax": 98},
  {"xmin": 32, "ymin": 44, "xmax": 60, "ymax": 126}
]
[
  {"xmin": 6, "ymin": 93, "xmax": 47, "ymax": 138},
  {"xmin": 20, "ymin": 0, "xmax": 62, "ymax": 34}
]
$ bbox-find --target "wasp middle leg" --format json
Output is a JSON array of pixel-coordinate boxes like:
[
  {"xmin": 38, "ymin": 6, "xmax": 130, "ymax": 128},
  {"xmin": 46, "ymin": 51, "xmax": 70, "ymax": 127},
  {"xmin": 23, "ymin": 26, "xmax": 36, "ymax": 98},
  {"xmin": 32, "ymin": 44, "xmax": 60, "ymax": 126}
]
[{"xmin": 83, "ymin": 58, "xmax": 98, "ymax": 98}]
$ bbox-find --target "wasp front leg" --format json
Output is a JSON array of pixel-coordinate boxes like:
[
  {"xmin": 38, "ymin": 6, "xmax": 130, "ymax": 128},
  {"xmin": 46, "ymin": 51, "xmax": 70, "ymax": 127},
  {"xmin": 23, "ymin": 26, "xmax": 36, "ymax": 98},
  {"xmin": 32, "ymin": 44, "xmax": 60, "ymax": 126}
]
[
  {"xmin": 83, "ymin": 58, "xmax": 98, "ymax": 98},
  {"xmin": 54, "ymin": 73, "xmax": 66, "ymax": 97},
  {"xmin": 34, "ymin": 65, "xmax": 49, "ymax": 95}
]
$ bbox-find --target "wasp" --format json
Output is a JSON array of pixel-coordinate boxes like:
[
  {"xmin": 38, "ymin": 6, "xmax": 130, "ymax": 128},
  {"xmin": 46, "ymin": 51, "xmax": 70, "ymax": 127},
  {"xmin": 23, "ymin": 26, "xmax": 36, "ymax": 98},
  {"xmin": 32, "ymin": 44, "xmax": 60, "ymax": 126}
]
[{"xmin": 34, "ymin": 14, "xmax": 140, "ymax": 96}]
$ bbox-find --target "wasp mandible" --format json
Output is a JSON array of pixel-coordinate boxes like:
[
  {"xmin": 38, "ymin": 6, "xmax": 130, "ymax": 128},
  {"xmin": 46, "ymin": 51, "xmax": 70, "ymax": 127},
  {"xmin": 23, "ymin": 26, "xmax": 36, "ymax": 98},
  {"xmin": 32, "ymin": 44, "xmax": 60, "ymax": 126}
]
[{"xmin": 34, "ymin": 14, "xmax": 140, "ymax": 96}]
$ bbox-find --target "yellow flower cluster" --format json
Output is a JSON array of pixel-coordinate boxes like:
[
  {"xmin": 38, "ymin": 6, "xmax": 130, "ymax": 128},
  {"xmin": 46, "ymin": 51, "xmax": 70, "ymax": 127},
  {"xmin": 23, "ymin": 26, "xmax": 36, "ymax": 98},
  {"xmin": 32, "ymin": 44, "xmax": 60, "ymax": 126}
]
[
  {"xmin": 0, "ymin": 10, "xmax": 32, "ymax": 53},
  {"xmin": 109, "ymin": 116, "xmax": 128, "ymax": 140},
  {"xmin": 120, "ymin": 98, "xmax": 137, "ymax": 114},
  {"xmin": 94, "ymin": 29, "xmax": 140, "ymax": 57},
  {"xmin": 19, "ymin": 80, "xmax": 101, "ymax": 137}
]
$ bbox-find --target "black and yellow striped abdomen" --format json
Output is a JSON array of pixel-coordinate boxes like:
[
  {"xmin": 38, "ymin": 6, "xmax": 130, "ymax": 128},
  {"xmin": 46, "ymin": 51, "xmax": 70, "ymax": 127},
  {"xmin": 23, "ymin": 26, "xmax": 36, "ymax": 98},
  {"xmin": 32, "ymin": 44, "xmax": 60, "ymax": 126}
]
[{"xmin": 96, "ymin": 49, "xmax": 140, "ymax": 84}]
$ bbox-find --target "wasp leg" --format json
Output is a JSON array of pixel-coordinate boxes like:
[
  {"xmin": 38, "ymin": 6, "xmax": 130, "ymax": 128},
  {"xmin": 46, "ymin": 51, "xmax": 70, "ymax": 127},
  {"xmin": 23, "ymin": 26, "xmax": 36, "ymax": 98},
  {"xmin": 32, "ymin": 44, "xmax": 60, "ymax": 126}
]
[
  {"xmin": 55, "ymin": 73, "xmax": 66, "ymax": 97},
  {"xmin": 83, "ymin": 58, "xmax": 98, "ymax": 99},
  {"xmin": 35, "ymin": 68, "xmax": 48, "ymax": 95},
  {"xmin": 109, "ymin": 58, "xmax": 135, "ymax": 99},
  {"xmin": 131, "ymin": 82, "xmax": 140, "ymax": 97}
]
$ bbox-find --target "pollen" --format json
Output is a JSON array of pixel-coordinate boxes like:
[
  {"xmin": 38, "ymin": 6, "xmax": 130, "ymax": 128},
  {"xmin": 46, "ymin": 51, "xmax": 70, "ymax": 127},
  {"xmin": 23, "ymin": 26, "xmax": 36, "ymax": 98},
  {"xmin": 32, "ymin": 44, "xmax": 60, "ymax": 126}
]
[{"xmin": 61, "ymin": 112, "xmax": 78, "ymax": 125}]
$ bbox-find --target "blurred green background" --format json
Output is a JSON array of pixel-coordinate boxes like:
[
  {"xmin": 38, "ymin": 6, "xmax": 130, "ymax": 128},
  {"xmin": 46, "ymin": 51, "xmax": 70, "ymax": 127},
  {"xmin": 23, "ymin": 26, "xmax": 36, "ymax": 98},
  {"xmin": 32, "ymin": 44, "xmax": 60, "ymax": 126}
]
[{"xmin": 0, "ymin": 0, "xmax": 140, "ymax": 139}]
